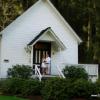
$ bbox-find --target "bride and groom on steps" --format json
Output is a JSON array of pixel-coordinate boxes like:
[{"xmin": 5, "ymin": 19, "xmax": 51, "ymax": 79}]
[{"xmin": 41, "ymin": 53, "xmax": 51, "ymax": 75}]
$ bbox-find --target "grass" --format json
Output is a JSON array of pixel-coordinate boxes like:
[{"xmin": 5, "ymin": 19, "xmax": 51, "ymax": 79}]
[{"xmin": 0, "ymin": 96, "xmax": 29, "ymax": 100}]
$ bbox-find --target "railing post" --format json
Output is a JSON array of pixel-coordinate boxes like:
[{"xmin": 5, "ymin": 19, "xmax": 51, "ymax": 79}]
[
  {"xmin": 35, "ymin": 64, "xmax": 37, "ymax": 75},
  {"xmin": 56, "ymin": 65, "xmax": 65, "ymax": 78},
  {"xmin": 34, "ymin": 64, "xmax": 42, "ymax": 81}
]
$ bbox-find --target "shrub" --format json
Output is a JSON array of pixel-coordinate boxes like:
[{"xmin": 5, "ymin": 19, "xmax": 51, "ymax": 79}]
[
  {"xmin": 95, "ymin": 79, "xmax": 100, "ymax": 94},
  {"xmin": 41, "ymin": 78, "xmax": 96, "ymax": 100},
  {"xmin": 0, "ymin": 78, "xmax": 42, "ymax": 96},
  {"xmin": 41, "ymin": 78, "xmax": 71, "ymax": 100},
  {"xmin": 69, "ymin": 79, "xmax": 95, "ymax": 98},
  {"xmin": 0, "ymin": 78, "xmax": 96, "ymax": 99},
  {"xmin": 7, "ymin": 65, "xmax": 33, "ymax": 79},
  {"xmin": 63, "ymin": 66, "xmax": 88, "ymax": 80},
  {"xmin": 0, "ymin": 79, "xmax": 11, "ymax": 94},
  {"xmin": 21, "ymin": 79, "xmax": 42, "ymax": 96},
  {"xmin": 0, "ymin": 78, "xmax": 24, "ymax": 95}
]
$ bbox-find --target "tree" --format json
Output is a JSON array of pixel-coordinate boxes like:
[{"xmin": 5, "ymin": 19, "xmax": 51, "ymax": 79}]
[
  {"xmin": 93, "ymin": 0, "xmax": 100, "ymax": 63},
  {"xmin": 0, "ymin": 0, "xmax": 23, "ymax": 31}
]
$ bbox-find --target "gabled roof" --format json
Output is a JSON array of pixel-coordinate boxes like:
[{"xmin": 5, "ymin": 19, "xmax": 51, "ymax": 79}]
[
  {"xmin": 0, "ymin": 0, "xmax": 82, "ymax": 44},
  {"xmin": 28, "ymin": 27, "xmax": 51, "ymax": 45},
  {"xmin": 43, "ymin": 0, "xmax": 82, "ymax": 43},
  {"xmin": 28, "ymin": 27, "xmax": 66, "ymax": 50}
]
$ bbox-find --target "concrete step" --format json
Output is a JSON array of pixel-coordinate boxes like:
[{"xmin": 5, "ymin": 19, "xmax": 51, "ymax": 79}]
[
  {"xmin": 32, "ymin": 74, "xmax": 59, "ymax": 80},
  {"xmin": 42, "ymin": 75, "xmax": 58, "ymax": 78},
  {"xmin": 41, "ymin": 75, "xmax": 59, "ymax": 80}
]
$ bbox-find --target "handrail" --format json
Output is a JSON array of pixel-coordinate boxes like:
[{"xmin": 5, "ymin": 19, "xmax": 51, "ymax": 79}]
[
  {"xmin": 56, "ymin": 65, "xmax": 65, "ymax": 78},
  {"xmin": 34, "ymin": 64, "xmax": 42, "ymax": 81}
]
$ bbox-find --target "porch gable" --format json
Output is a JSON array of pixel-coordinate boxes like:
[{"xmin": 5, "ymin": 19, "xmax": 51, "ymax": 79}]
[{"xmin": 28, "ymin": 27, "xmax": 66, "ymax": 50}]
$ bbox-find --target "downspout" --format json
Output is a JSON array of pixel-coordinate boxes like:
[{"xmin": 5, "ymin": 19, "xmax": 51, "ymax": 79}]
[{"xmin": 31, "ymin": 46, "xmax": 33, "ymax": 67}]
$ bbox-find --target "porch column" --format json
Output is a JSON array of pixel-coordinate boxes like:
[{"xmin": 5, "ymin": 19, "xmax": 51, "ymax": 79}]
[{"xmin": 31, "ymin": 46, "xmax": 33, "ymax": 67}]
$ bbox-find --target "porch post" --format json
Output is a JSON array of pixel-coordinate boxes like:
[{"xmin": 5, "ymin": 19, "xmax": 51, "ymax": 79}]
[{"xmin": 31, "ymin": 46, "xmax": 33, "ymax": 67}]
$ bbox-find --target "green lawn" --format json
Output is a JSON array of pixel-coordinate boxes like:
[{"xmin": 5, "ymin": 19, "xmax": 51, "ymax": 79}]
[{"xmin": 0, "ymin": 96, "xmax": 29, "ymax": 100}]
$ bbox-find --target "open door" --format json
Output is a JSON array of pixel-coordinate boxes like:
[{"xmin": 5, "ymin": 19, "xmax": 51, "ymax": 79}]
[{"xmin": 33, "ymin": 41, "xmax": 51, "ymax": 73}]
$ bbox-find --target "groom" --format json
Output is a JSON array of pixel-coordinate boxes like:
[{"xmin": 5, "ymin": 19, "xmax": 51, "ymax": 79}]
[{"xmin": 45, "ymin": 53, "xmax": 51, "ymax": 75}]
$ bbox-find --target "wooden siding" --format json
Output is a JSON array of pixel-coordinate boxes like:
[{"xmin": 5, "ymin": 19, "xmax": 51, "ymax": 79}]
[{"xmin": 0, "ymin": 0, "xmax": 79, "ymax": 77}]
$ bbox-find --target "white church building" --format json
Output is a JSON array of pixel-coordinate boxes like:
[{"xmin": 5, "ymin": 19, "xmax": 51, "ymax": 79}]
[{"xmin": 0, "ymin": 0, "xmax": 98, "ymax": 81}]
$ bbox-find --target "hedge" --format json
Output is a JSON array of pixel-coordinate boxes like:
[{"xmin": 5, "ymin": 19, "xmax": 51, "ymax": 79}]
[
  {"xmin": 0, "ymin": 78, "xmax": 42, "ymax": 97},
  {"xmin": 41, "ymin": 78, "xmax": 96, "ymax": 100}
]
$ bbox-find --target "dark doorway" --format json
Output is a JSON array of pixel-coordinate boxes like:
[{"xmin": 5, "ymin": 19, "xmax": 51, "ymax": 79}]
[{"xmin": 33, "ymin": 41, "xmax": 51, "ymax": 73}]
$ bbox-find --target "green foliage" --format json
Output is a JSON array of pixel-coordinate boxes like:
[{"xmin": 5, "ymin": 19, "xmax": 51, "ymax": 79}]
[
  {"xmin": 41, "ymin": 78, "xmax": 96, "ymax": 100},
  {"xmin": 0, "ymin": 78, "xmax": 98, "ymax": 99},
  {"xmin": 41, "ymin": 78, "xmax": 70, "ymax": 100},
  {"xmin": 0, "ymin": 78, "xmax": 24, "ymax": 95},
  {"xmin": 0, "ymin": 78, "xmax": 42, "ymax": 96},
  {"xmin": 21, "ymin": 79, "xmax": 42, "ymax": 96},
  {"xmin": 7, "ymin": 65, "xmax": 33, "ymax": 79},
  {"xmin": 63, "ymin": 66, "xmax": 88, "ymax": 80},
  {"xmin": 69, "ymin": 79, "xmax": 96, "ymax": 98},
  {"xmin": 0, "ymin": 0, "xmax": 24, "ymax": 31},
  {"xmin": 95, "ymin": 79, "xmax": 100, "ymax": 94}
]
